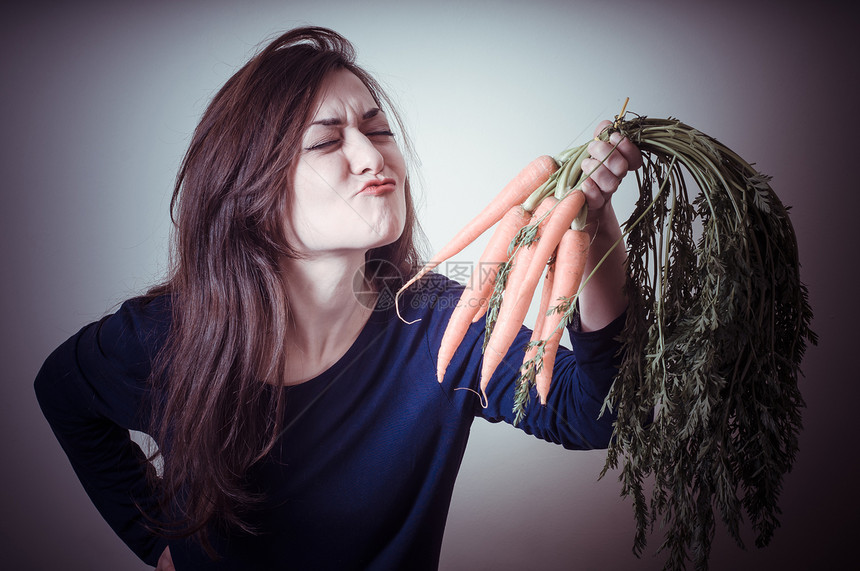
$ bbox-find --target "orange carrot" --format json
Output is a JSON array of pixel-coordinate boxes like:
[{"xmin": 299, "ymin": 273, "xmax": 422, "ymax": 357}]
[
  {"xmin": 522, "ymin": 257, "xmax": 556, "ymax": 368},
  {"xmin": 535, "ymin": 227, "xmax": 591, "ymax": 405},
  {"xmin": 479, "ymin": 190, "xmax": 586, "ymax": 393},
  {"xmin": 478, "ymin": 197, "xmax": 557, "ymax": 393},
  {"xmin": 436, "ymin": 205, "xmax": 532, "ymax": 383},
  {"xmin": 394, "ymin": 155, "xmax": 558, "ymax": 321},
  {"xmin": 505, "ymin": 190, "xmax": 585, "ymax": 321}
]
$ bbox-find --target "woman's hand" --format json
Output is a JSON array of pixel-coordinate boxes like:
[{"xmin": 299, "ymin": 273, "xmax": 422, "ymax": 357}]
[
  {"xmin": 574, "ymin": 119, "xmax": 642, "ymax": 331},
  {"xmin": 156, "ymin": 546, "xmax": 174, "ymax": 571},
  {"xmin": 579, "ymin": 119, "xmax": 643, "ymax": 221}
]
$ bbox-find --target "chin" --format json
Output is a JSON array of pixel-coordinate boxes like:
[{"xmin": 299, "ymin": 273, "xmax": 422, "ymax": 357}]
[
  {"xmin": 367, "ymin": 216, "xmax": 406, "ymax": 250},
  {"xmin": 366, "ymin": 229, "xmax": 403, "ymax": 251}
]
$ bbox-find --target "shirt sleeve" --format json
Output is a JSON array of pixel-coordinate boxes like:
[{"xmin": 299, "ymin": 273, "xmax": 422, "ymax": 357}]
[
  {"xmin": 420, "ymin": 273, "xmax": 624, "ymax": 450},
  {"xmin": 484, "ymin": 313, "xmax": 624, "ymax": 449},
  {"xmin": 33, "ymin": 297, "xmax": 171, "ymax": 566}
]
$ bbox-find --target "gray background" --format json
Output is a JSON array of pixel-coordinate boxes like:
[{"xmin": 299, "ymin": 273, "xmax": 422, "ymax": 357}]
[{"xmin": 3, "ymin": 1, "xmax": 857, "ymax": 569}]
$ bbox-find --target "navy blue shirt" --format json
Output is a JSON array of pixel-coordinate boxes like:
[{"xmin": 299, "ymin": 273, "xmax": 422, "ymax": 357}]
[{"xmin": 34, "ymin": 273, "xmax": 624, "ymax": 570}]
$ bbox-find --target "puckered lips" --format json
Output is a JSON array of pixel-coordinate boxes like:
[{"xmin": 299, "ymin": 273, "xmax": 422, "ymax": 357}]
[{"xmin": 357, "ymin": 177, "xmax": 396, "ymax": 197}]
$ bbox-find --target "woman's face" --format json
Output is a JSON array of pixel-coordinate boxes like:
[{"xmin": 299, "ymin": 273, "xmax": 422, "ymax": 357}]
[{"xmin": 288, "ymin": 69, "xmax": 408, "ymax": 258}]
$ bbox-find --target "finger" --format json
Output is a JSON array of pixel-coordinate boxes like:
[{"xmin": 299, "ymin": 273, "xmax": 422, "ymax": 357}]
[
  {"xmin": 610, "ymin": 132, "xmax": 644, "ymax": 170},
  {"xmin": 592, "ymin": 119, "xmax": 612, "ymax": 140},
  {"xmin": 587, "ymin": 139, "xmax": 629, "ymax": 179},
  {"xmin": 579, "ymin": 176, "xmax": 606, "ymax": 208},
  {"xmin": 581, "ymin": 158, "xmax": 620, "ymax": 194},
  {"xmin": 593, "ymin": 119, "xmax": 643, "ymax": 171}
]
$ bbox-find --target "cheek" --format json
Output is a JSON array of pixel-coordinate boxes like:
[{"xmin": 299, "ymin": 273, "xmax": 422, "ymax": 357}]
[
  {"xmin": 291, "ymin": 161, "xmax": 349, "ymax": 216},
  {"xmin": 389, "ymin": 190, "xmax": 409, "ymax": 239},
  {"xmin": 285, "ymin": 166, "xmax": 335, "ymax": 244},
  {"xmin": 294, "ymin": 154, "xmax": 350, "ymax": 193},
  {"xmin": 387, "ymin": 148, "xmax": 407, "ymax": 179}
]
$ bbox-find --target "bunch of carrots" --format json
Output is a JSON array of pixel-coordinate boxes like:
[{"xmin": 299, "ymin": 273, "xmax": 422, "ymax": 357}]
[
  {"xmin": 395, "ymin": 153, "xmax": 586, "ymax": 402},
  {"xmin": 395, "ymin": 101, "xmax": 815, "ymax": 570},
  {"xmin": 395, "ymin": 115, "xmax": 620, "ymax": 413}
]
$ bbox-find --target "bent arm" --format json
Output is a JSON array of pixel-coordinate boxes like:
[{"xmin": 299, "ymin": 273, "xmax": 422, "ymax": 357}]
[{"xmin": 34, "ymin": 301, "xmax": 170, "ymax": 566}]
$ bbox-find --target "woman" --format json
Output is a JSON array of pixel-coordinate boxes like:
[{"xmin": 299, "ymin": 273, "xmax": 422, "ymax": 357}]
[{"xmin": 34, "ymin": 26, "xmax": 641, "ymax": 570}]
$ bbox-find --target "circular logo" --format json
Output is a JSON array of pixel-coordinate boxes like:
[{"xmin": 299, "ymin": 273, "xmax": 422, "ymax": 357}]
[{"xmin": 352, "ymin": 259, "xmax": 405, "ymax": 311}]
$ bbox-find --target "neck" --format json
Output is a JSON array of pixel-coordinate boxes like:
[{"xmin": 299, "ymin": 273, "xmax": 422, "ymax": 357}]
[{"xmin": 280, "ymin": 251, "xmax": 376, "ymax": 384}]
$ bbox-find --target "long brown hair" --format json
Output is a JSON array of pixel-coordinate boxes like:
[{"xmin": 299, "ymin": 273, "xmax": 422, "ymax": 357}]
[{"xmin": 144, "ymin": 26, "xmax": 423, "ymax": 553}]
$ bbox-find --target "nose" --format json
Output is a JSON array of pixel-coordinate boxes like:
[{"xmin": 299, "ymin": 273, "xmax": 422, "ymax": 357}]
[{"xmin": 344, "ymin": 130, "xmax": 384, "ymax": 175}]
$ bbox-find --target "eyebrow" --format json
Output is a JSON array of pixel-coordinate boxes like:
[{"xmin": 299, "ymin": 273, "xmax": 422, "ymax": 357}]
[{"xmin": 310, "ymin": 107, "xmax": 383, "ymax": 127}]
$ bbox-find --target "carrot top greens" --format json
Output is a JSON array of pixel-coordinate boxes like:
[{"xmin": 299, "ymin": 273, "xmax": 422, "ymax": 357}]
[
  {"xmin": 489, "ymin": 108, "xmax": 815, "ymax": 570},
  {"xmin": 606, "ymin": 115, "xmax": 814, "ymax": 570}
]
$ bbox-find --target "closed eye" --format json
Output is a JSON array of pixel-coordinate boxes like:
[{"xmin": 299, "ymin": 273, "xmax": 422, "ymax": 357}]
[
  {"xmin": 367, "ymin": 130, "xmax": 395, "ymax": 138},
  {"xmin": 305, "ymin": 139, "xmax": 340, "ymax": 151},
  {"xmin": 303, "ymin": 130, "xmax": 394, "ymax": 152}
]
